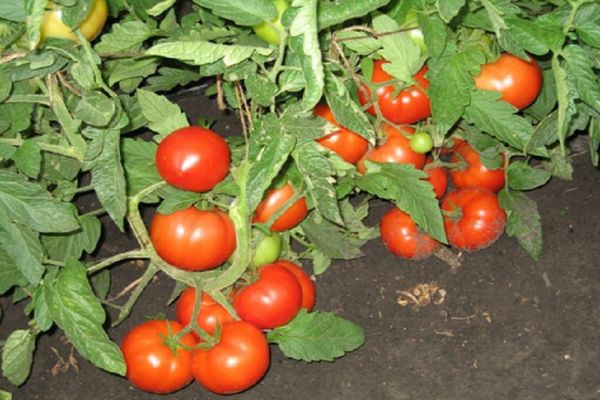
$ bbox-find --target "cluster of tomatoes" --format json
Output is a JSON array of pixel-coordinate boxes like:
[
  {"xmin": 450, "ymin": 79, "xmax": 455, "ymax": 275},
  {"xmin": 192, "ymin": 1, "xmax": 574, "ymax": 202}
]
[{"xmin": 121, "ymin": 126, "xmax": 315, "ymax": 394}]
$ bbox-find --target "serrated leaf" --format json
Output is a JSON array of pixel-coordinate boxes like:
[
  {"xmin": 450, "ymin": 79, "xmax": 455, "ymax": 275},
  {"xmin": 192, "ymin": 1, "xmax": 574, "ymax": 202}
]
[
  {"xmin": 145, "ymin": 67, "xmax": 202, "ymax": 93},
  {"xmin": 74, "ymin": 92, "xmax": 116, "ymax": 127},
  {"xmin": 552, "ymin": 55, "xmax": 574, "ymax": 150},
  {"xmin": 356, "ymin": 162, "xmax": 446, "ymax": 243},
  {"xmin": 0, "ymin": 253, "xmax": 27, "ymax": 295},
  {"xmin": 498, "ymin": 189, "xmax": 542, "ymax": 259},
  {"xmin": 0, "ymin": 170, "xmax": 78, "ymax": 233},
  {"xmin": 25, "ymin": 0, "xmax": 45, "ymax": 49},
  {"xmin": 146, "ymin": 41, "xmax": 273, "ymax": 67},
  {"xmin": 107, "ymin": 58, "xmax": 158, "ymax": 86},
  {"xmin": 0, "ymin": 0, "xmax": 26, "ymax": 21},
  {"xmin": 563, "ymin": 45, "xmax": 600, "ymax": 115},
  {"xmin": 336, "ymin": 31, "xmax": 380, "ymax": 55},
  {"xmin": 318, "ymin": 0, "xmax": 390, "ymax": 31},
  {"xmin": 137, "ymin": 89, "xmax": 188, "ymax": 140},
  {"xmin": 293, "ymin": 139, "xmax": 342, "ymax": 225},
  {"xmin": 267, "ymin": 309, "xmax": 364, "ymax": 362},
  {"xmin": 193, "ymin": 0, "xmax": 275, "ymax": 26},
  {"xmin": 301, "ymin": 212, "xmax": 367, "ymax": 261},
  {"xmin": 574, "ymin": 3, "xmax": 600, "ymax": 48},
  {"xmin": 506, "ymin": 161, "xmax": 551, "ymax": 191},
  {"xmin": 542, "ymin": 146, "xmax": 573, "ymax": 180},
  {"xmin": 12, "ymin": 140, "xmax": 41, "ymax": 178},
  {"xmin": 245, "ymin": 75, "xmax": 279, "ymax": 107},
  {"xmin": 45, "ymin": 259, "xmax": 126, "ymax": 376},
  {"xmin": 122, "ymin": 138, "xmax": 162, "ymax": 199},
  {"xmin": 147, "ymin": 0, "xmax": 176, "ymax": 16},
  {"xmin": 418, "ymin": 13, "xmax": 447, "ymax": 59},
  {"xmin": 156, "ymin": 187, "xmax": 200, "ymax": 214},
  {"xmin": 339, "ymin": 198, "xmax": 378, "ymax": 241},
  {"xmin": 91, "ymin": 269, "xmax": 111, "ymax": 300},
  {"xmin": 0, "ymin": 211, "xmax": 43, "ymax": 286},
  {"xmin": 32, "ymin": 287, "xmax": 53, "ymax": 332},
  {"xmin": 500, "ymin": 16, "xmax": 563, "ymax": 57},
  {"xmin": 1, "ymin": 329, "xmax": 35, "ymax": 386},
  {"xmin": 310, "ymin": 249, "xmax": 332, "ymax": 275},
  {"xmin": 437, "ymin": 0, "xmax": 465, "ymax": 23},
  {"xmin": 95, "ymin": 20, "xmax": 153, "ymax": 53},
  {"xmin": 41, "ymin": 215, "xmax": 101, "ymax": 262},
  {"xmin": 526, "ymin": 68, "xmax": 557, "ymax": 122}
]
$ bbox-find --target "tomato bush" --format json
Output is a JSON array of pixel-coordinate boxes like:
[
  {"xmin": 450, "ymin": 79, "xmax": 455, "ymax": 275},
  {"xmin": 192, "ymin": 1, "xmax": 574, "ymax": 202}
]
[
  {"xmin": 155, "ymin": 126, "xmax": 230, "ymax": 192},
  {"xmin": 358, "ymin": 59, "xmax": 431, "ymax": 124},
  {"xmin": 380, "ymin": 207, "xmax": 440, "ymax": 260},
  {"xmin": 191, "ymin": 321, "xmax": 269, "ymax": 394},
  {"xmin": 314, "ymin": 104, "xmax": 369, "ymax": 164},
  {"xmin": 233, "ymin": 263, "xmax": 302, "ymax": 329},
  {"xmin": 275, "ymin": 260, "xmax": 316, "ymax": 310},
  {"xmin": 449, "ymin": 141, "xmax": 506, "ymax": 193},
  {"xmin": 442, "ymin": 188, "xmax": 507, "ymax": 251},
  {"xmin": 150, "ymin": 207, "xmax": 236, "ymax": 271},
  {"xmin": 253, "ymin": 182, "xmax": 308, "ymax": 232},
  {"xmin": 40, "ymin": 0, "xmax": 108, "ymax": 43},
  {"xmin": 176, "ymin": 289, "xmax": 234, "ymax": 337},
  {"xmin": 121, "ymin": 320, "xmax": 196, "ymax": 394}
]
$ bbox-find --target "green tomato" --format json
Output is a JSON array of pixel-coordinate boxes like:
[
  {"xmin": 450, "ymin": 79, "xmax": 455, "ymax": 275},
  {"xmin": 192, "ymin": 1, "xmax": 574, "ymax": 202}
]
[
  {"xmin": 250, "ymin": 233, "xmax": 282, "ymax": 267},
  {"xmin": 409, "ymin": 131, "xmax": 433, "ymax": 154},
  {"xmin": 252, "ymin": 0, "xmax": 289, "ymax": 45},
  {"xmin": 401, "ymin": 10, "xmax": 426, "ymax": 55}
]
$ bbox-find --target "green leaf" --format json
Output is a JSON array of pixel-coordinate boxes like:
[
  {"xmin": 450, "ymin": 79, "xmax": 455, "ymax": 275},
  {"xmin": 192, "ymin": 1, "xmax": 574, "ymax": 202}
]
[
  {"xmin": 106, "ymin": 58, "xmax": 158, "ymax": 86},
  {"xmin": 0, "ymin": 0, "xmax": 27, "ymax": 21},
  {"xmin": 590, "ymin": 117, "xmax": 600, "ymax": 167},
  {"xmin": 437, "ymin": 0, "xmax": 465, "ymax": 23},
  {"xmin": 293, "ymin": 139, "xmax": 342, "ymax": 225},
  {"xmin": 156, "ymin": 187, "xmax": 200, "ymax": 214},
  {"xmin": 464, "ymin": 90, "xmax": 545, "ymax": 156},
  {"xmin": 542, "ymin": 146, "xmax": 573, "ymax": 180},
  {"xmin": 41, "ymin": 215, "xmax": 101, "ymax": 262},
  {"xmin": 32, "ymin": 286, "xmax": 53, "ymax": 332},
  {"xmin": 74, "ymin": 92, "xmax": 116, "ymax": 127},
  {"xmin": 122, "ymin": 138, "xmax": 162, "ymax": 199},
  {"xmin": 324, "ymin": 73, "xmax": 375, "ymax": 144},
  {"xmin": 498, "ymin": 189, "xmax": 542, "ymax": 260},
  {"xmin": 336, "ymin": 30, "xmax": 380, "ymax": 55},
  {"xmin": 0, "ymin": 170, "xmax": 79, "ymax": 233},
  {"xmin": 418, "ymin": 13, "xmax": 447, "ymax": 59},
  {"xmin": 318, "ymin": 0, "xmax": 390, "ymax": 31},
  {"xmin": 309, "ymin": 249, "xmax": 332, "ymax": 275},
  {"xmin": 146, "ymin": 41, "xmax": 273, "ymax": 67},
  {"xmin": 301, "ymin": 212, "xmax": 367, "ymax": 262},
  {"xmin": 145, "ymin": 67, "xmax": 202, "ymax": 93},
  {"xmin": 45, "ymin": 259, "xmax": 126, "ymax": 376},
  {"xmin": 147, "ymin": 0, "xmax": 176, "ymax": 16},
  {"xmin": 0, "ymin": 390, "xmax": 12, "ymax": 400},
  {"xmin": 25, "ymin": 0, "xmax": 45, "ymax": 49},
  {"xmin": 500, "ymin": 16, "xmax": 563, "ymax": 57},
  {"xmin": 563, "ymin": 45, "xmax": 600, "ymax": 115},
  {"xmin": 245, "ymin": 75, "xmax": 279, "ymax": 107},
  {"xmin": 12, "ymin": 140, "xmax": 41, "ymax": 178},
  {"xmin": 525, "ymin": 68, "xmax": 557, "ymax": 122},
  {"xmin": 1, "ymin": 329, "xmax": 35, "ymax": 386},
  {"xmin": 267, "ymin": 309, "xmax": 364, "ymax": 362},
  {"xmin": 136, "ymin": 89, "xmax": 188, "ymax": 140},
  {"xmin": 506, "ymin": 161, "xmax": 551, "ymax": 191},
  {"xmin": 0, "ymin": 253, "xmax": 27, "ymax": 295},
  {"xmin": 574, "ymin": 3, "xmax": 600, "ymax": 48},
  {"xmin": 552, "ymin": 55, "xmax": 574, "ymax": 150},
  {"xmin": 87, "ymin": 130, "xmax": 127, "ymax": 231},
  {"xmin": 0, "ymin": 71, "xmax": 12, "ymax": 103},
  {"xmin": 356, "ymin": 162, "xmax": 447, "ymax": 243},
  {"xmin": 193, "ymin": 0, "xmax": 276, "ymax": 26},
  {"xmin": 91, "ymin": 269, "xmax": 111, "ymax": 300},
  {"xmin": 95, "ymin": 20, "xmax": 154, "ymax": 53}
]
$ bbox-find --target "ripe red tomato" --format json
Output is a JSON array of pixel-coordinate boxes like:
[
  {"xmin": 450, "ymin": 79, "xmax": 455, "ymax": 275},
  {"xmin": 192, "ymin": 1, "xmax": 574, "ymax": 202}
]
[
  {"xmin": 449, "ymin": 141, "xmax": 505, "ymax": 193},
  {"xmin": 155, "ymin": 126, "xmax": 230, "ymax": 192},
  {"xmin": 380, "ymin": 207, "xmax": 440, "ymax": 260},
  {"xmin": 314, "ymin": 104, "xmax": 369, "ymax": 164},
  {"xmin": 150, "ymin": 207, "xmax": 236, "ymax": 271},
  {"xmin": 275, "ymin": 260, "xmax": 316, "ymax": 311},
  {"xmin": 253, "ymin": 182, "xmax": 308, "ymax": 232},
  {"xmin": 40, "ymin": 0, "xmax": 108, "ymax": 43},
  {"xmin": 233, "ymin": 263, "xmax": 302, "ymax": 329},
  {"xmin": 357, "ymin": 124, "xmax": 426, "ymax": 174},
  {"xmin": 358, "ymin": 59, "xmax": 431, "ymax": 124},
  {"xmin": 121, "ymin": 320, "xmax": 197, "ymax": 394},
  {"xmin": 176, "ymin": 288, "xmax": 234, "ymax": 337},
  {"xmin": 424, "ymin": 158, "xmax": 448, "ymax": 199},
  {"xmin": 474, "ymin": 53, "xmax": 542, "ymax": 110},
  {"xmin": 441, "ymin": 188, "xmax": 506, "ymax": 251},
  {"xmin": 191, "ymin": 321, "xmax": 269, "ymax": 394}
]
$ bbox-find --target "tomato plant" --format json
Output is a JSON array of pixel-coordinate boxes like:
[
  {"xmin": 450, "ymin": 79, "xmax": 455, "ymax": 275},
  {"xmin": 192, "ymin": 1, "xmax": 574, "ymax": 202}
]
[
  {"xmin": 474, "ymin": 53, "xmax": 542, "ymax": 110},
  {"xmin": 191, "ymin": 321, "xmax": 269, "ymax": 394},
  {"xmin": 442, "ymin": 188, "xmax": 507, "ymax": 251},
  {"xmin": 275, "ymin": 260, "xmax": 316, "ymax": 310},
  {"xmin": 121, "ymin": 320, "xmax": 196, "ymax": 394},
  {"xmin": 252, "ymin": 0, "xmax": 289, "ymax": 45},
  {"xmin": 253, "ymin": 182, "xmax": 308, "ymax": 232},
  {"xmin": 233, "ymin": 263, "xmax": 302, "ymax": 329},
  {"xmin": 358, "ymin": 59, "xmax": 431, "ymax": 124},
  {"xmin": 380, "ymin": 207, "xmax": 440, "ymax": 260},
  {"xmin": 250, "ymin": 232, "xmax": 282, "ymax": 267},
  {"xmin": 449, "ymin": 141, "xmax": 505, "ymax": 193},
  {"xmin": 424, "ymin": 159, "xmax": 448, "ymax": 199},
  {"xmin": 155, "ymin": 126, "xmax": 230, "ymax": 192},
  {"xmin": 314, "ymin": 104, "xmax": 369, "ymax": 164},
  {"xmin": 150, "ymin": 207, "xmax": 236, "ymax": 271},
  {"xmin": 176, "ymin": 289, "xmax": 234, "ymax": 337},
  {"xmin": 40, "ymin": 0, "xmax": 108, "ymax": 43},
  {"xmin": 358, "ymin": 124, "xmax": 426, "ymax": 174},
  {"xmin": 409, "ymin": 130, "xmax": 433, "ymax": 154}
]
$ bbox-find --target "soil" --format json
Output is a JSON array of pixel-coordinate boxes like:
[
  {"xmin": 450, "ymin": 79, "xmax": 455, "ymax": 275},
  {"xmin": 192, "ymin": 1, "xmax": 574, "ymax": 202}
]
[{"xmin": 1, "ymin": 90, "xmax": 599, "ymax": 400}]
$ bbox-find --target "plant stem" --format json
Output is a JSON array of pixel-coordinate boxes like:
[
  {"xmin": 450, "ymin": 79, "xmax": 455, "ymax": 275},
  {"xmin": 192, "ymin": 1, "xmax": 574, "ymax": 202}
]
[
  {"xmin": 87, "ymin": 249, "xmax": 150, "ymax": 274},
  {"xmin": 5, "ymin": 94, "xmax": 50, "ymax": 106},
  {"xmin": 127, "ymin": 181, "xmax": 167, "ymax": 247},
  {"xmin": 111, "ymin": 263, "xmax": 160, "ymax": 327}
]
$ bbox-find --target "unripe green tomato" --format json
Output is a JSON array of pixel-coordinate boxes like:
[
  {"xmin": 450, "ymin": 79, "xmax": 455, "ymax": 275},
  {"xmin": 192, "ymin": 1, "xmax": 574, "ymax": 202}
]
[
  {"xmin": 40, "ymin": 0, "xmax": 108, "ymax": 44},
  {"xmin": 252, "ymin": 0, "xmax": 289, "ymax": 45},
  {"xmin": 250, "ymin": 233, "xmax": 282, "ymax": 267},
  {"xmin": 401, "ymin": 10, "xmax": 426, "ymax": 55},
  {"xmin": 409, "ymin": 131, "xmax": 433, "ymax": 154}
]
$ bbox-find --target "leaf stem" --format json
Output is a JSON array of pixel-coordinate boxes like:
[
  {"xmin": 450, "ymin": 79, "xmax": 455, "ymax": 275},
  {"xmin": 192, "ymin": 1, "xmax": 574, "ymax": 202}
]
[
  {"xmin": 111, "ymin": 263, "xmax": 160, "ymax": 327},
  {"xmin": 87, "ymin": 249, "xmax": 150, "ymax": 274}
]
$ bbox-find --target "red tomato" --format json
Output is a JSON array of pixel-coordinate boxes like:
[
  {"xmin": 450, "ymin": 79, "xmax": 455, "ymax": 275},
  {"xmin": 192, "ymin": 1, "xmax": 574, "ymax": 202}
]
[
  {"xmin": 424, "ymin": 158, "xmax": 448, "ymax": 199},
  {"xmin": 191, "ymin": 321, "xmax": 269, "ymax": 395},
  {"xmin": 233, "ymin": 263, "xmax": 302, "ymax": 329},
  {"xmin": 449, "ymin": 141, "xmax": 505, "ymax": 193},
  {"xmin": 150, "ymin": 207, "xmax": 236, "ymax": 271},
  {"xmin": 156, "ymin": 126, "xmax": 230, "ymax": 192},
  {"xmin": 358, "ymin": 59, "xmax": 431, "ymax": 124},
  {"xmin": 474, "ymin": 53, "xmax": 542, "ymax": 110},
  {"xmin": 121, "ymin": 320, "xmax": 197, "ymax": 394},
  {"xmin": 357, "ymin": 124, "xmax": 426, "ymax": 174},
  {"xmin": 379, "ymin": 207, "xmax": 440, "ymax": 260},
  {"xmin": 253, "ymin": 182, "xmax": 308, "ymax": 232},
  {"xmin": 176, "ymin": 288, "xmax": 234, "ymax": 337},
  {"xmin": 442, "ymin": 188, "xmax": 506, "ymax": 251},
  {"xmin": 314, "ymin": 104, "xmax": 369, "ymax": 164},
  {"xmin": 275, "ymin": 260, "xmax": 316, "ymax": 311}
]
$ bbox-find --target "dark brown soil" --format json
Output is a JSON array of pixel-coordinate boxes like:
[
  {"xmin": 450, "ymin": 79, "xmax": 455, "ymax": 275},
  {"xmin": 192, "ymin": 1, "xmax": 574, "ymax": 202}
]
[{"xmin": 1, "ymin": 91, "xmax": 599, "ymax": 400}]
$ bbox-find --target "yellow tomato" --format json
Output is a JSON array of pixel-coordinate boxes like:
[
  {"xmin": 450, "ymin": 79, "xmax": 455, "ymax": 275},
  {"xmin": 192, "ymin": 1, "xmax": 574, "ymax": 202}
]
[{"xmin": 40, "ymin": 0, "xmax": 108, "ymax": 43}]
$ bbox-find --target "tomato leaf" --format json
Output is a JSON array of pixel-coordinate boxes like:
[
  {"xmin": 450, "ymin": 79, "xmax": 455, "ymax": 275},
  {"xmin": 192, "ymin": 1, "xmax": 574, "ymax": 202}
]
[
  {"xmin": 245, "ymin": 75, "xmax": 279, "ymax": 107},
  {"xmin": 267, "ymin": 309, "xmax": 365, "ymax": 362},
  {"xmin": 32, "ymin": 286, "xmax": 54, "ymax": 332},
  {"xmin": 45, "ymin": 259, "xmax": 126, "ymax": 376},
  {"xmin": 146, "ymin": 41, "xmax": 273, "ymax": 67},
  {"xmin": 336, "ymin": 31, "xmax": 380, "ymax": 56},
  {"xmin": 0, "ymin": 254, "xmax": 27, "ymax": 295},
  {"xmin": 563, "ymin": 45, "xmax": 600, "ymax": 115},
  {"xmin": 590, "ymin": 117, "xmax": 600, "ymax": 167},
  {"xmin": 551, "ymin": 55, "xmax": 576, "ymax": 151},
  {"xmin": 542, "ymin": 146, "xmax": 573, "ymax": 180},
  {"xmin": 144, "ymin": 67, "xmax": 202, "ymax": 93},
  {"xmin": 0, "ymin": 390, "xmax": 12, "ymax": 400},
  {"xmin": 0, "ymin": 0, "xmax": 26, "ymax": 22},
  {"xmin": 121, "ymin": 138, "xmax": 161, "ymax": 199},
  {"xmin": 95, "ymin": 20, "xmax": 154, "ymax": 53},
  {"xmin": 1, "ymin": 329, "xmax": 35, "ymax": 386},
  {"xmin": 525, "ymin": 69, "xmax": 557, "ymax": 122},
  {"xmin": 318, "ymin": 0, "xmax": 391, "ymax": 31},
  {"xmin": 137, "ymin": 89, "xmax": 189, "ymax": 141},
  {"xmin": 356, "ymin": 162, "xmax": 447, "ymax": 243},
  {"xmin": 156, "ymin": 186, "xmax": 201, "ymax": 214},
  {"xmin": 418, "ymin": 13, "xmax": 447, "ymax": 59},
  {"xmin": 498, "ymin": 189, "xmax": 542, "ymax": 260},
  {"xmin": 309, "ymin": 249, "xmax": 332, "ymax": 275},
  {"xmin": 574, "ymin": 3, "xmax": 600, "ymax": 48},
  {"xmin": 500, "ymin": 16, "xmax": 563, "ymax": 57},
  {"xmin": 24, "ymin": 0, "xmax": 45, "ymax": 49},
  {"xmin": 41, "ymin": 215, "xmax": 102, "ymax": 262},
  {"xmin": 12, "ymin": 140, "xmax": 41, "ymax": 178},
  {"xmin": 437, "ymin": 0, "xmax": 466, "ymax": 23},
  {"xmin": 74, "ymin": 92, "xmax": 117, "ymax": 127},
  {"xmin": 193, "ymin": 0, "xmax": 275, "ymax": 26},
  {"xmin": 506, "ymin": 161, "xmax": 551, "ymax": 191}
]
